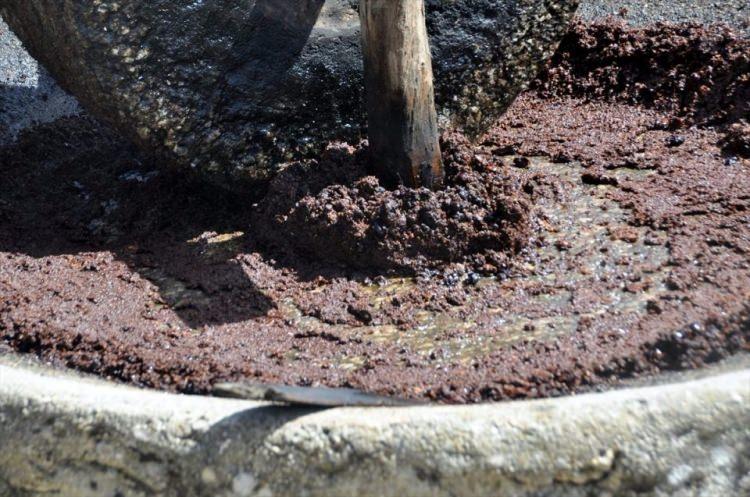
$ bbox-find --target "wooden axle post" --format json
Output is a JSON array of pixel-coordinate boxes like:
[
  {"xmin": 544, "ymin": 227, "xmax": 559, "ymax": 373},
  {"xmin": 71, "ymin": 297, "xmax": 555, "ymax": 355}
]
[{"xmin": 359, "ymin": 0, "xmax": 444, "ymax": 189}]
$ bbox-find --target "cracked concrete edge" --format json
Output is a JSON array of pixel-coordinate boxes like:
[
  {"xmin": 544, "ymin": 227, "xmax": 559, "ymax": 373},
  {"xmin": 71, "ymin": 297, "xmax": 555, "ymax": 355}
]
[{"xmin": 1, "ymin": 359, "xmax": 749, "ymax": 497}]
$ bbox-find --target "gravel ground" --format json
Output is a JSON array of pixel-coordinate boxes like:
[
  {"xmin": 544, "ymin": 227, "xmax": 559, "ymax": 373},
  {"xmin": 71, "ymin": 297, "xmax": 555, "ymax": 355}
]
[
  {"xmin": 0, "ymin": 17, "xmax": 78, "ymax": 145},
  {"xmin": 579, "ymin": 0, "xmax": 750, "ymax": 33}
]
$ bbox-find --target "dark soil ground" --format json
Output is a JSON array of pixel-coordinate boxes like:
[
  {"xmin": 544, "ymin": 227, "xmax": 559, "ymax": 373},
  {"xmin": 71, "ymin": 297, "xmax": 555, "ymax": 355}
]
[{"xmin": 1, "ymin": 21, "xmax": 749, "ymax": 403}]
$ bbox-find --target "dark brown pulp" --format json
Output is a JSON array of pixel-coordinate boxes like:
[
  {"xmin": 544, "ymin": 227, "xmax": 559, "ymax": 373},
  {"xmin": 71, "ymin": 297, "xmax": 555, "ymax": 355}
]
[{"xmin": 1, "ymin": 20, "xmax": 748, "ymax": 402}]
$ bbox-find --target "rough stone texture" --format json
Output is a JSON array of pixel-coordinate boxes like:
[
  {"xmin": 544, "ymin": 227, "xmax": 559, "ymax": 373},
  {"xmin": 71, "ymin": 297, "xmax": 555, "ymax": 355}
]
[
  {"xmin": 0, "ymin": 0, "xmax": 578, "ymax": 190},
  {"xmin": 2, "ymin": 0, "xmax": 748, "ymax": 154},
  {"xmin": 0, "ymin": 18, "xmax": 78, "ymax": 145},
  {"xmin": 579, "ymin": 0, "xmax": 750, "ymax": 35},
  {"xmin": 0, "ymin": 356, "xmax": 749, "ymax": 497}
]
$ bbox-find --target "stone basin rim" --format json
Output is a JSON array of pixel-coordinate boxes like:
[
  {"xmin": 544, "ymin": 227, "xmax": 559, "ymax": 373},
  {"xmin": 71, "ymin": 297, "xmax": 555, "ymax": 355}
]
[{"xmin": 1, "ymin": 355, "xmax": 748, "ymax": 497}]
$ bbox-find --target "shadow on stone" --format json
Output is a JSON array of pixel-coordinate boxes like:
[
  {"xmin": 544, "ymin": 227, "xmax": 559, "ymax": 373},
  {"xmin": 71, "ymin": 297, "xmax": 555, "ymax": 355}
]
[
  {"xmin": 181, "ymin": 404, "xmax": 325, "ymax": 494},
  {"xmin": 217, "ymin": 0, "xmax": 326, "ymax": 102},
  {"xmin": 0, "ymin": 84, "xmax": 78, "ymax": 145}
]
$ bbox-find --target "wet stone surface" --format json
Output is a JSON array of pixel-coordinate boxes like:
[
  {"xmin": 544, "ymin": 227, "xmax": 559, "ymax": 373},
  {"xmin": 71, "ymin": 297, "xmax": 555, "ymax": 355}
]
[{"xmin": 0, "ymin": 0, "xmax": 579, "ymax": 191}]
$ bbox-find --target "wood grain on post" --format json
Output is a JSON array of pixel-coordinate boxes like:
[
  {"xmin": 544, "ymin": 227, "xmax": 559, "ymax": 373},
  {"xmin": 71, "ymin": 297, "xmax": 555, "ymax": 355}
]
[{"xmin": 359, "ymin": 0, "xmax": 444, "ymax": 189}]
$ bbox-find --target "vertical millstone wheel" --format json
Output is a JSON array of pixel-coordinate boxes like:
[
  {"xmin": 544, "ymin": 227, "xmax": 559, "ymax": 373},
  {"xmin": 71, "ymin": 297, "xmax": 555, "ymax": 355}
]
[{"xmin": 0, "ymin": 0, "xmax": 579, "ymax": 191}]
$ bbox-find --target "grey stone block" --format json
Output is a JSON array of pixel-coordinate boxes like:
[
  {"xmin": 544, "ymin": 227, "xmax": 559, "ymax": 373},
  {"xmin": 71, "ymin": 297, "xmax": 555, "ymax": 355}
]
[{"xmin": 0, "ymin": 0, "xmax": 579, "ymax": 190}]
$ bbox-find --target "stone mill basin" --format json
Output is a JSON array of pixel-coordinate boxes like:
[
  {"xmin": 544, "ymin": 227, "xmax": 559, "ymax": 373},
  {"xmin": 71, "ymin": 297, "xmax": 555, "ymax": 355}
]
[{"xmin": 2, "ymin": 1, "xmax": 750, "ymax": 496}]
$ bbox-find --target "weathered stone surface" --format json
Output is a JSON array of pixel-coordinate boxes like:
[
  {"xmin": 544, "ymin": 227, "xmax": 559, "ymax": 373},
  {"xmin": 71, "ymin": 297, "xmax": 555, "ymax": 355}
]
[
  {"xmin": 0, "ymin": 355, "xmax": 748, "ymax": 497},
  {"xmin": 0, "ymin": 0, "xmax": 578, "ymax": 190}
]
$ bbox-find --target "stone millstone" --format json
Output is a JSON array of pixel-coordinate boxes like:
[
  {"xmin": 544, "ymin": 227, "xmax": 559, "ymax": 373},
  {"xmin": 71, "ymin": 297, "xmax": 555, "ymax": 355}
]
[{"xmin": 0, "ymin": 0, "xmax": 579, "ymax": 191}]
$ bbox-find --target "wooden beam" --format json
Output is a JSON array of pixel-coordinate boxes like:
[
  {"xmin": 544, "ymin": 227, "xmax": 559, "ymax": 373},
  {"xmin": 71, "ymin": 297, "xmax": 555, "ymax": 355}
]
[{"xmin": 359, "ymin": 0, "xmax": 444, "ymax": 189}]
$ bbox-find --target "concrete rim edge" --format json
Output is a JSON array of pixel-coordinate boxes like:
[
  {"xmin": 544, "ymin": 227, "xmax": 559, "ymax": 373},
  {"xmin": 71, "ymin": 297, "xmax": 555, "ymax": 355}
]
[{"xmin": 1, "ymin": 360, "xmax": 749, "ymax": 496}]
